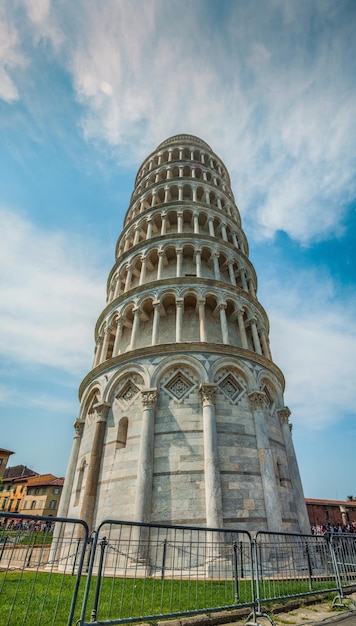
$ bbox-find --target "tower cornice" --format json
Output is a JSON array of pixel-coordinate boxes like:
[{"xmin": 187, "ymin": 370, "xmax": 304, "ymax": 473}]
[{"xmin": 78, "ymin": 342, "xmax": 285, "ymax": 401}]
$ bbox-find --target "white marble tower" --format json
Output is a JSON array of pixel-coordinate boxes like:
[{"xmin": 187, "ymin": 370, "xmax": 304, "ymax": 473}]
[{"xmin": 60, "ymin": 134, "xmax": 310, "ymax": 535}]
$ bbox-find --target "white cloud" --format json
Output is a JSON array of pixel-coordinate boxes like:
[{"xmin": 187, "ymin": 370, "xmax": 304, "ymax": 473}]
[
  {"xmin": 263, "ymin": 271, "xmax": 356, "ymax": 430},
  {"xmin": 3, "ymin": 1, "xmax": 355, "ymax": 245},
  {"xmin": 0, "ymin": 207, "xmax": 104, "ymax": 373},
  {"xmin": 44, "ymin": 0, "xmax": 354, "ymax": 245},
  {"xmin": 0, "ymin": 6, "xmax": 27, "ymax": 102}
]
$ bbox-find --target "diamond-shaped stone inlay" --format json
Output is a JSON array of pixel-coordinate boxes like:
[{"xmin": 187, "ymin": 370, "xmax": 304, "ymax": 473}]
[
  {"xmin": 164, "ymin": 371, "xmax": 195, "ymax": 402},
  {"xmin": 118, "ymin": 380, "xmax": 139, "ymax": 406},
  {"xmin": 218, "ymin": 374, "xmax": 245, "ymax": 404},
  {"xmin": 262, "ymin": 384, "xmax": 274, "ymax": 409}
]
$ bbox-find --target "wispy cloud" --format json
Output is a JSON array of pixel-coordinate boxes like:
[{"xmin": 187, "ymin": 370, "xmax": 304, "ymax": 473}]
[
  {"xmin": 3, "ymin": 1, "xmax": 356, "ymax": 245},
  {"xmin": 0, "ymin": 4, "xmax": 28, "ymax": 102},
  {"xmin": 41, "ymin": 2, "xmax": 356, "ymax": 244},
  {"xmin": 0, "ymin": 207, "xmax": 104, "ymax": 373},
  {"xmin": 263, "ymin": 269, "xmax": 356, "ymax": 430}
]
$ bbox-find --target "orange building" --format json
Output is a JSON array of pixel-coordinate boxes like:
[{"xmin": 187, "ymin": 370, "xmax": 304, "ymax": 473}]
[
  {"xmin": 21, "ymin": 474, "xmax": 64, "ymax": 517},
  {"xmin": 0, "ymin": 465, "xmax": 38, "ymax": 514}
]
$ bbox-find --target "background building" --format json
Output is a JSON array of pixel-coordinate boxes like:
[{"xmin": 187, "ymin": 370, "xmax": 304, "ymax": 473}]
[
  {"xmin": 0, "ymin": 448, "xmax": 14, "ymax": 479},
  {"xmin": 306, "ymin": 498, "xmax": 356, "ymax": 529},
  {"xmin": 59, "ymin": 134, "xmax": 310, "ymax": 535},
  {"xmin": 0, "ymin": 465, "xmax": 38, "ymax": 514},
  {"xmin": 21, "ymin": 474, "xmax": 64, "ymax": 518}
]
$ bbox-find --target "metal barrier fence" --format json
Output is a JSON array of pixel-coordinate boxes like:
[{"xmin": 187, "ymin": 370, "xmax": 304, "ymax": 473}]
[
  {"xmin": 253, "ymin": 531, "xmax": 341, "ymax": 619},
  {"xmin": 79, "ymin": 520, "xmax": 255, "ymax": 625},
  {"xmin": 329, "ymin": 533, "xmax": 356, "ymax": 604},
  {"xmin": 1, "ymin": 512, "xmax": 356, "ymax": 626},
  {"xmin": 0, "ymin": 511, "xmax": 89, "ymax": 626}
]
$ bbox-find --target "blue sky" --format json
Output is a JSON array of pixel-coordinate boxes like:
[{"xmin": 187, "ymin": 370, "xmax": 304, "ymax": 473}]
[{"xmin": 1, "ymin": 0, "xmax": 355, "ymax": 501}]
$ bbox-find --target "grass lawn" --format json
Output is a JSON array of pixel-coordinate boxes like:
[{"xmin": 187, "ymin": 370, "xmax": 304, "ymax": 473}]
[
  {"xmin": 0, "ymin": 570, "xmax": 254, "ymax": 626},
  {"xmin": 0, "ymin": 569, "xmax": 339, "ymax": 626}
]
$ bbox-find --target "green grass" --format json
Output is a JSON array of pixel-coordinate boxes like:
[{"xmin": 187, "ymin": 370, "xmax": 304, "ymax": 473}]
[
  {"xmin": 0, "ymin": 571, "xmax": 253, "ymax": 626},
  {"xmin": 0, "ymin": 570, "xmax": 343, "ymax": 626},
  {"xmin": 1, "ymin": 531, "xmax": 53, "ymax": 546}
]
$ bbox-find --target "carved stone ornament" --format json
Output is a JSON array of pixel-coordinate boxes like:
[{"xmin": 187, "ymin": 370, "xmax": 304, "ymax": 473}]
[
  {"xmin": 277, "ymin": 406, "xmax": 291, "ymax": 424},
  {"xmin": 141, "ymin": 388, "xmax": 158, "ymax": 407},
  {"xmin": 74, "ymin": 420, "xmax": 84, "ymax": 437},
  {"xmin": 200, "ymin": 383, "xmax": 218, "ymax": 407},
  {"xmin": 93, "ymin": 402, "xmax": 111, "ymax": 423},
  {"xmin": 248, "ymin": 390, "xmax": 268, "ymax": 412},
  {"xmin": 118, "ymin": 379, "xmax": 140, "ymax": 406},
  {"xmin": 218, "ymin": 373, "xmax": 245, "ymax": 405},
  {"xmin": 163, "ymin": 371, "xmax": 195, "ymax": 402}
]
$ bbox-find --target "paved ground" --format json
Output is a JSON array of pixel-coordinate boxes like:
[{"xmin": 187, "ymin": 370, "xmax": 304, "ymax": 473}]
[
  {"xmin": 245, "ymin": 593, "xmax": 356, "ymax": 626},
  {"xmin": 161, "ymin": 594, "xmax": 356, "ymax": 626}
]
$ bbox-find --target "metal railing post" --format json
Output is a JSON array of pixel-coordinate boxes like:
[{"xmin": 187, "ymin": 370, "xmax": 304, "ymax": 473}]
[
  {"xmin": 233, "ymin": 541, "xmax": 239, "ymax": 601},
  {"xmin": 305, "ymin": 542, "xmax": 313, "ymax": 590},
  {"xmin": 90, "ymin": 536, "xmax": 108, "ymax": 622},
  {"xmin": 161, "ymin": 538, "xmax": 167, "ymax": 580},
  {"xmin": 0, "ymin": 534, "xmax": 8, "ymax": 561}
]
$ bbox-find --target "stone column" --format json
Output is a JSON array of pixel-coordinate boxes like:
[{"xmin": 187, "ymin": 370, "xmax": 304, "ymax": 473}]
[
  {"xmin": 129, "ymin": 307, "xmax": 141, "ymax": 350},
  {"xmin": 277, "ymin": 407, "xmax": 311, "ymax": 534},
  {"xmin": 164, "ymin": 187, "xmax": 170, "ymax": 203},
  {"xmin": 260, "ymin": 328, "xmax": 272, "ymax": 360},
  {"xmin": 139, "ymin": 255, "xmax": 147, "ymax": 285},
  {"xmin": 218, "ymin": 303, "xmax": 229, "ymax": 344},
  {"xmin": 200, "ymin": 384, "xmax": 223, "ymax": 528},
  {"xmin": 177, "ymin": 211, "xmax": 183, "ymax": 233},
  {"xmin": 193, "ymin": 212, "xmax": 199, "ymax": 234},
  {"xmin": 80, "ymin": 403, "xmax": 110, "ymax": 532},
  {"xmin": 237, "ymin": 309, "xmax": 248, "ymax": 349},
  {"xmin": 240, "ymin": 269, "xmax": 248, "ymax": 291},
  {"xmin": 134, "ymin": 389, "xmax": 158, "ymax": 524},
  {"xmin": 100, "ymin": 325, "xmax": 112, "ymax": 362},
  {"xmin": 248, "ymin": 391, "xmax": 282, "ymax": 531},
  {"xmin": 197, "ymin": 299, "xmax": 207, "ymax": 342},
  {"xmin": 146, "ymin": 218, "xmax": 153, "ymax": 240},
  {"xmin": 232, "ymin": 232, "xmax": 239, "ymax": 247},
  {"xmin": 93, "ymin": 336, "xmax": 103, "ymax": 368},
  {"xmin": 151, "ymin": 301, "xmax": 161, "ymax": 345},
  {"xmin": 49, "ymin": 419, "xmax": 84, "ymax": 557},
  {"xmin": 133, "ymin": 226, "xmax": 140, "ymax": 245},
  {"xmin": 195, "ymin": 248, "xmax": 202, "ymax": 277},
  {"xmin": 250, "ymin": 319, "xmax": 262, "ymax": 355},
  {"xmin": 208, "ymin": 216, "xmax": 215, "ymax": 236},
  {"xmin": 56, "ymin": 419, "xmax": 84, "ymax": 520},
  {"xmin": 227, "ymin": 260, "xmax": 237, "ymax": 286},
  {"xmin": 161, "ymin": 213, "xmax": 167, "ymax": 235},
  {"xmin": 220, "ymin": 223, "xmax": 227, "ymax": 241},
  {"xmin": 124, "ymin": 264, "xmax": 133, "ymax": 292},
  {"xmin": 176, "ymin": 248, "xmax": 183, "ymax": 277},
  {"xmin": 157, "ymin": 249, "xmax": 164, "ymax": 280},
  {"xmin": 212, "ymin": 252, "xmax": 221, "ymax": 280},
  {"xmin": 176, "ymin": 298, "xmax": 183, "ymax": 342},
  {"xmin": 113, "ymin": 275, "xmax": 121, "ymax": 299},
  {"xmin": 247, "ymin": 278, "xmax": 256, "ymax": 298},
  {"xmin": 112, "ymin": 317, "xmax": 123, "ymax": 357}
]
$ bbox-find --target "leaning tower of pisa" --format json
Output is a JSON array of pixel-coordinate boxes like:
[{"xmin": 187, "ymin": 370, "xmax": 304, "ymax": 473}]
[{"xmin": 60, "ymin": 134, "xmax": 310, "ymax": 535}]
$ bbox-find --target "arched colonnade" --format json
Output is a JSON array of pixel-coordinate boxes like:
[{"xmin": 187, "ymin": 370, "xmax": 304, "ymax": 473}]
[
  {"xmin": 125, "ymin": 181, "xmax": 239, "ymax": 226},
  {"xmin": 117, "ymin": 206, "xmax": 247, "ymax": 258},
  {"xmin": 109, "ymin": 242, "xmax": 256, "ymax": 303},
  {"xmin": 94, "ymin": 288, "xmax": 272, "ymax": 368}
]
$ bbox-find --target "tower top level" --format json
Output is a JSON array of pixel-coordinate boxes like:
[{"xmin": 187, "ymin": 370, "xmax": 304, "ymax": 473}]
[{"xmin": 156, "ymin": 134, "xmax": 213, "ymax": 151}]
